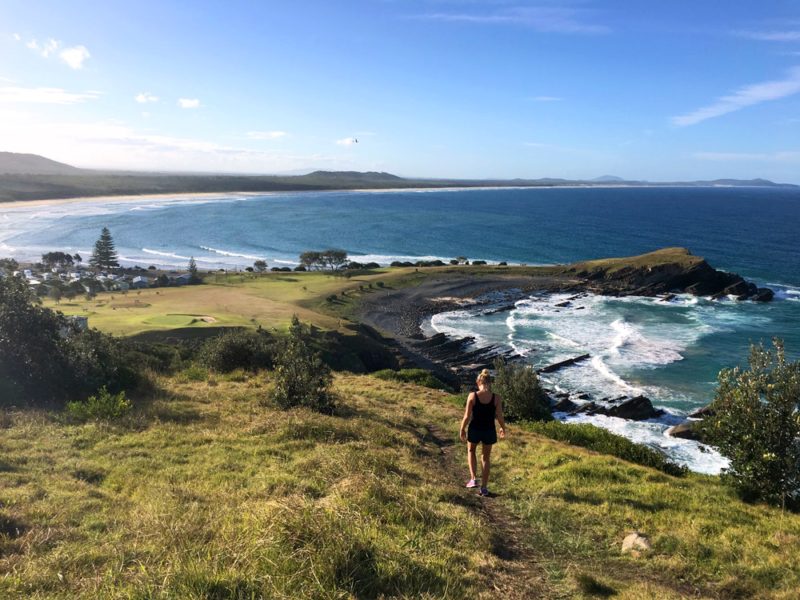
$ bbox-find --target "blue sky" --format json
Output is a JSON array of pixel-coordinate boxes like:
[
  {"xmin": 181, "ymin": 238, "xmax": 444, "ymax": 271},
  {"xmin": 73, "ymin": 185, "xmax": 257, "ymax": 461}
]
[{"xmin": 1, "ymin": 0, "xmax": 800, "ymax": 181}]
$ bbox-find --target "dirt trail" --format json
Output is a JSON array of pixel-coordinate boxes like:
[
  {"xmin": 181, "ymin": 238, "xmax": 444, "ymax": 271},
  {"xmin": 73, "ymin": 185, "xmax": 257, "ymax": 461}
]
[{"xmin": 423, "ymin": 423, "xmax": 558, "ymax": 600}]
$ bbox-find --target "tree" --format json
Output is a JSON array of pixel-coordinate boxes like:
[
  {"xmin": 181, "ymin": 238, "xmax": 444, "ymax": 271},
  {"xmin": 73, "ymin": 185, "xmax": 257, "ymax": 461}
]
[
  {"xmin": 322, "ymin": 249, "xmax": 348, "ymax": 271},
  {"xmin": 188, "ymin": 257, "xmax": 202, "ymax": 284},
  {"xmin": 492, "ymin": 358, "xmax": 552, "ymax": 422},
  {"xmin": 705, "ymin": 340, "xmax": 800, "ymax": 509},
  {"xmin": 89, "ymin": 227, "xmax": 120, "ymax": 270},
  {"xmin": 272, "ymin": 315, "xmax": 334, "ymax": 413},
  {"xmin": 299, "ymin": 251, "xmax": 322, "ymax": 270},
  {"xmin": 0, "ymin": 258, "xmax": 18, "ymax": 274},
  {"xmin": 41, "ymin": 251, "xmax": 74, "ymax": 269},
  {"xmin": 73, "ymin": 253, "xmax": 82, "ymax": 265},
  {"xmin": 253, "ymin": 259, "xmax": 268, "ymax": 273}
]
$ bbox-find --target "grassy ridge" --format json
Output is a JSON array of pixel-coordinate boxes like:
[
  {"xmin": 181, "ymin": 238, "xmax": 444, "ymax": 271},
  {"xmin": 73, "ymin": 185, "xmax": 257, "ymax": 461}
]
[{"xmin": 2, "ymin": 374, "xmax": 800, "ymax": 598}]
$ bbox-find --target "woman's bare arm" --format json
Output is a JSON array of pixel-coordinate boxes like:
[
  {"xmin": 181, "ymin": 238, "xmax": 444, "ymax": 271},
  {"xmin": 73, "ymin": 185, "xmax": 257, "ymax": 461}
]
[
  {"xmin": 495, "ymin": 395, "xmax": 507, "ymax": 439},
  {"xmin": 459, "ymin": 393, "xmax": 475, "ymax": 442}
]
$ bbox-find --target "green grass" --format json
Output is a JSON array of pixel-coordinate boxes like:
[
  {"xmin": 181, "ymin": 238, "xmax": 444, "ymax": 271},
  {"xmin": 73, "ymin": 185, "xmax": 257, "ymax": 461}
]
[
  {"xmin": 3, "ymin": 374, "xmax": 800, "ymax": 598},
  {"xmin": 372, "ymin": 368, "xmax": 452, "ymax": 391},
  {"xmin": 524, "ymin": 420, "xmax": 688, "ymax": 476}
]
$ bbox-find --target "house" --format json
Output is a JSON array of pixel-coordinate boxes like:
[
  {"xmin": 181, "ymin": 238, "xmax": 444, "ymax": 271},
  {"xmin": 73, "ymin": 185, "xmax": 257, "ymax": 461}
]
[{"xmin": 131, "ymin": 276, "xmax": 150, "ymax": 289}]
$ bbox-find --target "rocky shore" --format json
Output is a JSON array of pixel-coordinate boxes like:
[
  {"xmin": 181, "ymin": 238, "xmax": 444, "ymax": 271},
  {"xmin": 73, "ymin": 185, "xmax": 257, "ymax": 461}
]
[{"xmin": 355, "ymin": 248, "xmax": 771, "ymax": 435}]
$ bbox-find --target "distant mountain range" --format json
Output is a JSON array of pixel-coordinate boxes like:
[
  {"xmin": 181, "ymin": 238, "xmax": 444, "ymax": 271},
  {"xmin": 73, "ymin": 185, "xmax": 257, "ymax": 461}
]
[{"xmin": 0, "ymin": 152, "xmax": 796, "ymax": 202}]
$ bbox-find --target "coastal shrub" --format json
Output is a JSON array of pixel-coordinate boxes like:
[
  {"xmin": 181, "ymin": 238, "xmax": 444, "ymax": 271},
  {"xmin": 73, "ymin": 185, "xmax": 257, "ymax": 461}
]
[
  {"xmin": 65, "ymin": 387, "xmax": 132, "ymax": 422},
  {"xmin": 0, "ymin": 276, "xmax": 135, "ymax": 406},
  {"xmin": 492, "ymin": 358, "xmax": 551, "ymax": 422},
  {"xmin": 376, "ymin": 281, "xmax": 385, "ymax": 288},
  {"xmin": 372, "ymin": 368, "xmax": 451, "ymax": 391},
  {"xmin": 705, "ymin": 340, "xmax": 800, "ymax": 509},
  {"xmin": 526, "ymin": 420, "xmax": 688, "ymax": 477},
  {"xmin": 198, "ymin": 329, "xmax": 274, "ymax": 373},
  {"xmin": 272, "ymin": 316, "xmax": 334, "ymax": 414},
  {"xmin": 471, "ymin": 260, "xmax": 487, "ymax": 266}
]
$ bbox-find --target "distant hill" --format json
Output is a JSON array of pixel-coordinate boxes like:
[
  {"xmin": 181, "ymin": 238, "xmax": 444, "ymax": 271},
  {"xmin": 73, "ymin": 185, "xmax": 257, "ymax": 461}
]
[
  {"xmin": 0, "ymin": 152, "xmax": 82, "ymax": 175},
  {"xmin": 592, "ymin": 175, "xmax": 625, "ymax": 183},
  {"xmin": 0, "ymin": 153, "xmax": 796, "ymax": 202}
]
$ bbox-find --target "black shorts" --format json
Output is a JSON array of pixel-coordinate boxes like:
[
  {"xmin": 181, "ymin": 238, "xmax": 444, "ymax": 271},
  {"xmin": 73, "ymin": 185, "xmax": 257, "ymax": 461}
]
[{"xmin": 467, "ymin": 426, "xmax": 497, "ymax": 445}]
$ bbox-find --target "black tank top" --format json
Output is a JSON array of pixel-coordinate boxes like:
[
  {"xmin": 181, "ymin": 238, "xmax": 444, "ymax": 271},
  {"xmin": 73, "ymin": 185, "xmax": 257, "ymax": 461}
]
[{"xmin": 471, "ymin": 392, "xmax": 496, "ymax": 429}]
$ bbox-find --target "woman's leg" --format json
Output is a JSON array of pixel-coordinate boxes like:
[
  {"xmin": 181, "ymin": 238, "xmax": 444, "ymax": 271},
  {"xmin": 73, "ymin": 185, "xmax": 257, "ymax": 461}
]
[
  {"xmin": 467, "ymin": 442, "xmax": 478, "ymax": 480},
  {"xmin": 481, "ymin": 443, "xmax": 493, "ymax": 488}
]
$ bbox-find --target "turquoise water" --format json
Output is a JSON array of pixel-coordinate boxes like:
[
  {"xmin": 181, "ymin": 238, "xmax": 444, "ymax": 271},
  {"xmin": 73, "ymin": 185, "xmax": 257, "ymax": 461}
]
[{"xmin": 2, "ymin": 186, "xmax": 798, "ymax": 471}]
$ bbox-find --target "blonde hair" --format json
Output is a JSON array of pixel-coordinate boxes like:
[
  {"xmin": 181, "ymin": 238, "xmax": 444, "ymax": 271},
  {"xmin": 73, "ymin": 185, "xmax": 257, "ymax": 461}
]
[{"xmin": 476, "ymin": 369, "xmax": 492, "ymax": 386}]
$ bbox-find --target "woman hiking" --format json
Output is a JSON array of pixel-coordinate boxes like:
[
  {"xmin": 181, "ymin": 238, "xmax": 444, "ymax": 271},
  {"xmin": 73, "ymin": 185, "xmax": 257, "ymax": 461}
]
[{"xmin": 459, "ymin": 368, "xmax": 506, "ymax": 497}]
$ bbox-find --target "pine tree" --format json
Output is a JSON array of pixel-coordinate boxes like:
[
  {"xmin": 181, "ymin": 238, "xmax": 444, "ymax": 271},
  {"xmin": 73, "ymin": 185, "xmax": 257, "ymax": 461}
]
[
  {"xmin": 188, "ymin": 257, "xmax": 201, "ymax": 284},
  {"xmin": 89, "ymin": 227, "xmax": 119, "ymax": 270}
]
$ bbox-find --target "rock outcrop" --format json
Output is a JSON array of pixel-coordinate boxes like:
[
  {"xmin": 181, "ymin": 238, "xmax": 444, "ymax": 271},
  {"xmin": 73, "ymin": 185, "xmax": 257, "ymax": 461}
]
[
  {"xmin": 571, "ymin": 395, "xmax": 663, "ymax": 421},
  {"xmin": 564, "ymin": 248, "xmax": 774, "ymax": 301}
]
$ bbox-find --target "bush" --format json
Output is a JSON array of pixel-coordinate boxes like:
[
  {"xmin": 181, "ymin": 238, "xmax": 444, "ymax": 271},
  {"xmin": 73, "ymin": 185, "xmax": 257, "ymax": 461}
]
[
  {"xmin": 705, "ymin": 340, "xmax": 800, "ymax": 509},
  {"xmin": 372, "ymin": 369, "xmax": 451, "ymax": 391},
  {"xmin": 526, "ymin": 420, "xmax": 687, "ymax": 476},
  {"xmin": 471, "ymin": 260, "xmax": 487, "ymax": 266},
  {"xmin": 198, "ymin": 329, "xmax": 274, "ymax": 373},
  {"xmin": 492, "ymin": 358, "xmax": 551, "ymax": 422},
  {"xmin": 272, "ymin": 316, "xmax": 334, "ymax": 414},
  {"xmin": 66, "ymin": 387, "xmax": 132, "ymax": 422},
  {"xmin": 0, "ymin": 276, "xmax": 136, "ymax": 406}
]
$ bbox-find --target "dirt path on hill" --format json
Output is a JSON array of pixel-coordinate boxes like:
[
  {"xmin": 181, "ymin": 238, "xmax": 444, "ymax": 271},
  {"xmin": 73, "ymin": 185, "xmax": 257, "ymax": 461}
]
[{"xmin": 423, "ymin": 423, "xmax": 560, "ymax": 600}]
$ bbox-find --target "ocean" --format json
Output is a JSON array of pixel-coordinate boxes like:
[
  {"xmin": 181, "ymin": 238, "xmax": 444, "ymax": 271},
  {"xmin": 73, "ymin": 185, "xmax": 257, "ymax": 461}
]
[{"xmin": 2, "ymin": 186, "xmax": 798, "ymax": 473}]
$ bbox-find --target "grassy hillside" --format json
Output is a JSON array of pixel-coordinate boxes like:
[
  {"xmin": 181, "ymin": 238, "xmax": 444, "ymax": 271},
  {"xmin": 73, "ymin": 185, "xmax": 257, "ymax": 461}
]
[{"xmin": 2, "ymin": 374, "xmax": 799, "ymax": 598}]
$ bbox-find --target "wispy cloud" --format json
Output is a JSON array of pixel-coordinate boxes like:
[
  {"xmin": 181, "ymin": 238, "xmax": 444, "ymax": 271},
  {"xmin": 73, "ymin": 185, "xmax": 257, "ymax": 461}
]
[
  {"xmin": 12, "ymin": 33, "xmax": 21, "ymax": 41},
  {"xmin": 529, "ymin": 95, "xmax": 561, "ymax": 102},
  {"xmin": 17, "ymin": 35, "xmax": 91, "ymax": 69},
  {"xmin": 26, "ymin": 38, "xmax": 60, "ymax": 58},
  {"xmin": 0, "ymin": 86, "xmax": 101, "ymax": 104},
  {"xmin": 135, "ymin": 92, "xmax": 159, "ymax": 103},
  {"xmin": 672, "ymin": 67, "xmax": 800, "ymax": 126},
  {"xmin": 247, "ymin": 130, "xmax": 287, "ymax": 140},
  {"xmin": 694, "ymin": 151, "xmax": 800, "ymax": 162},
  {"xmin": 735, "ymin": 29, "xmax": 800, "ymax": 42},
  {"xmin": 336, "ymin": 137, "xmax": 358, "ymax": 146},
  {"xmin": 415, "ymin": 6, "xmax": 609, "ymax": 34},
  {"xmin": 178, "ymin": 98, "xmax": 200, "ymax": 109},
  {"xmin": 0, "ymin": 112, "xmax": 354, "ymax": 173},
  {"xmin": 60, "ymin": 45, "xmax": 91, "ymax": 69}
]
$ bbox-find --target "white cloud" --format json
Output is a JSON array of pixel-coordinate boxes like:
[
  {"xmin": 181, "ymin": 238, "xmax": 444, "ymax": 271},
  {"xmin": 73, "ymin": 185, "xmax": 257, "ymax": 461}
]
[
  {"xmin": 0, "ymin": 111, "xmax": 354, "ymax": 173},
  {"xmin": 247, "ymin": 130, "xmax": 287, "ymax": 140},
  {"xmin": 336, "ymin": 137, "xmax": 358, "ymax": 146},
  {"xmin": 0, "ymin": 86, "xmax": 101, "ymax": 104},
  {"xmin": 736, "ymin": 29, "xmax": 800, "ymax": 42},
  {"xmin": 13, "ymin": 33, "xmax": 21, "ymax": 41},
  {"xmin": 178, "ymin": 98, "xmax": 200, "ymax": 109},
  {"xmin": 135, "ymin": 92, "xmax": 159, "ymax": 103},
  {"xmin": 693, "ymin": 151, "xmax": 800, "ymax": 162},
  {"xmin": 530, "ymin": 96, "xmax": 561, "ymax": 102},
  {"xmin": 416, "ymin": 6, "xmax": 609, "ymax": 34},
  {"xmin": 26, "ymin": 38, "xmax": 61, "ymax": 58},
  {"xmin": 60, "ymin": 45, "xmax": 91, "ymax": 69},
  {"xmin": 672, "ymin": 67, "xmax": 800, "ymax": 126}
]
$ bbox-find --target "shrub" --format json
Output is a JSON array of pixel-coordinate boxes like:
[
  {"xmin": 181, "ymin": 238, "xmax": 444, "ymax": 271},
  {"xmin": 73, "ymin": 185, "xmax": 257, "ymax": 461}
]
[
  {"xmin": 180, "ymin": 364, "xmax": 209, "ymax": 382},
  {"xmin": 0, "ymin": 276, "xmax": 136, "ymax": 406},
  {"xmin": 198, "ymin": 329, "xmax": 274, "ymax": 373},
  {"xmin": 372, "ymin": 368, "xmax": 451, "ymax": 391},
  {"xmin": 472, "ymin": 260, "xmax": 487, "ymax": 266},
  {"xmin": 376, "ymin": 281, "xmax": 385, "ymax": 288},
  {"xmin": 66, "ymin": 387, "xmax": 132, "ymax": 422},
  {"xmin": 492, "ymin": 358, "xmax": 551, "ymax": 422},
  {"xmin": 705, "ymin": 340, "xmax": 800, "ymax": 509},
  {"xmin": 526, "ymin": 420, "xmax": 687, "ymax": 476},
  {"xmin": 272, "ymin": 316, "xmax": 334, "ymax": 414}
]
